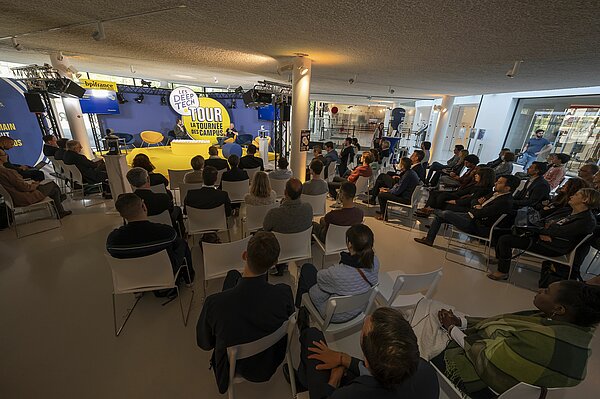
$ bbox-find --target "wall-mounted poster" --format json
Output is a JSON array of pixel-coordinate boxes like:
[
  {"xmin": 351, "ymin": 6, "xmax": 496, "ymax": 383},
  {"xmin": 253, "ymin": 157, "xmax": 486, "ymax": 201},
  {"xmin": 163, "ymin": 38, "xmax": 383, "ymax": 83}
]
[{"xmin": 300, "ymin": 129, "xmax": 310, "ymax": 151}]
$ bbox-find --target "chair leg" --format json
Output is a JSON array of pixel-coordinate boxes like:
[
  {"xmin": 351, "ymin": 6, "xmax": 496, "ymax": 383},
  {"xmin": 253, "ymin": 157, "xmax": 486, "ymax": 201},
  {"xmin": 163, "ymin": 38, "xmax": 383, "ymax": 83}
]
[
  {"xmin": 286, "ymin": 353, "xmax": 297, "ymax": 398},
  {"xmin": 113, "ymin": 293, "xmax": 142, "ymax": 337}
]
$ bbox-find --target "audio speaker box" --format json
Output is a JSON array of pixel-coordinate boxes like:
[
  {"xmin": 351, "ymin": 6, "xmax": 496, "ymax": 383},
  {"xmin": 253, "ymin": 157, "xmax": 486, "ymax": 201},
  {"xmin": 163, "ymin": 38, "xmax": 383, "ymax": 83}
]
[{"xmin": 24, "ymin": 92, "xmax": 45, "ymax": 113}]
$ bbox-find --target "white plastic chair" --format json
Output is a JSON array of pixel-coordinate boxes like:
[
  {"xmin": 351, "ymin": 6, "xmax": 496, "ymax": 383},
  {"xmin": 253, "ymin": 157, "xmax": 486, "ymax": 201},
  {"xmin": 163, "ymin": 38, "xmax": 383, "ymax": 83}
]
[
  {"xmin": 215, "ymin": 168, "xmax": 227, "ymax": 186},
  {"xmin": 149, "ymin": 184, "xmax": 167, "ymax": 194},
  {"xmin": 242, "ymin": 203, "xmax": 277, "ymax": 237},
  {"xmin": 63, "ymin": 163, "xmax": 103, "ymax": 206},
  {"xmin": 104, "ymin": 250, "xmax": 194, "ymax": 336},
  {"xmin": 301, "ymin": 193, "xmax": 327, "ymax": 216},
  {"xmin": 512, "ymin": 163, "xmax": 525, "ymax": 175},
  {"xmin": 445, "ymin": 214, "xmax": 507, "ymax": 272},
  {"xmin": 274, "ymin": 227, "xmax": 313, "ymax": 264},
  {"xmin": 245, "ymin": 167, "xmax": 261, "ymax": 184},
  {"xmin": 383, "ymin": 185, "xmax": 422, "ymax": 231},
  {"xmin": 201, "ymin": 237, "xmax": 250, "ymax": 297},
  {"xmin": 269, "ymin": 177, "xmax": 288, "ymax": 199},
  {"xmin": 377, "ymin": 268, "xmax": 443, "ymax": 324},
  {"xmin": 179, "ymin": 182, "xmax": 204, "ymax": 204},
  {"xmin": 186, "ymin": 204, "xmax": 230, "ymax": 242},
  {"xmin": 326, "ymin": 162, "xmax": 337, "ymax": 182},
  {"xmin": 300, "ymin": 285, "xmax": 379, "ymax": 335},
  {"xmin": 147, "ymin": 210, "xmax": 173, "ymax": 226},
  {"xmin": 168, "ymin": 169, "xmax": 192, "ymax": 191},
  {"xmin": 353, "ymin": 175, "xmax": 370, "ymax": 203},
  {"xmin": 222, "ymin": 180, "xmax": 250, "ymax": 203},
  {"xmin": 0, "ymin": 183, "xmax": 61, "ymax": 238},
  {"xmin": 312, "ymin": 224, "xmax": 351, "ymax": 267},
  {"xmin": 226, "ymin": 313, "xmax": 297, "ymax": 399}
]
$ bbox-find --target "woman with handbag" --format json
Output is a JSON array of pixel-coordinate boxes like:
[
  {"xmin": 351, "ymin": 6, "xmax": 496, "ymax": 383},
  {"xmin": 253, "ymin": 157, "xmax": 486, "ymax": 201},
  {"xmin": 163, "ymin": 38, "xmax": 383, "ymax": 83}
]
[{"xmin": 488, "ymin": 188, "xmax": 600, "ymax": 281}]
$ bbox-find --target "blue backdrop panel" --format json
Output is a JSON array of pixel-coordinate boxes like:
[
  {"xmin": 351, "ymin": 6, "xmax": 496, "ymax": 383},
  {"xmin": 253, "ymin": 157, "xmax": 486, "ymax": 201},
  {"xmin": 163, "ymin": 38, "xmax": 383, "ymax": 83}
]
[
  {"xmin": 0, "ymin": 78, "xmax": 44, "ymax": 166},
  {"xmin": 80, "ymin": 90, "xmax": 120, "ymax": 114}
]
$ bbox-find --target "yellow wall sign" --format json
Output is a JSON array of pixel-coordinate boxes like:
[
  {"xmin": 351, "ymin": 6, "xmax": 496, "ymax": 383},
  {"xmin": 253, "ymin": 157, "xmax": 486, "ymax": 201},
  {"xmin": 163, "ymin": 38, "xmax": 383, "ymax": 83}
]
[
  {"xmin": 182, "ymin": 97, "xmax": 230, "ymax": 143},
  {"xmin": 78, "ymin": 79, "xmax": 119, "ymax": 92}
]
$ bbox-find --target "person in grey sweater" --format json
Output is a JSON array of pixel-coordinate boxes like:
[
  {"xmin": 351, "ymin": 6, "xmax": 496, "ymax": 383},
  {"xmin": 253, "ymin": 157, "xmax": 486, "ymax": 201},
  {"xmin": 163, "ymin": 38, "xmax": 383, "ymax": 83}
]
[
  {"xmin": 295, "ymin": 224, "xmax": 379, "ymax": 323},
  {"xmin": 302, "ymin": 159, "xmax": 329, "ymax": 196},
  {"xmin": 493, "ymin": 151, "xmax": 515, "ymax": 178}
]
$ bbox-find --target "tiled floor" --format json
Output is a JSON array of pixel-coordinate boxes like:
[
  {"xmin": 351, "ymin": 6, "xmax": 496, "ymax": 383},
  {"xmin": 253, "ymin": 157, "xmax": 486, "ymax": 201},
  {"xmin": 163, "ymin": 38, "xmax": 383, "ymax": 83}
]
[{"xmin": 0, "ymin": 196, "xmax": 598, "ymax": 398}]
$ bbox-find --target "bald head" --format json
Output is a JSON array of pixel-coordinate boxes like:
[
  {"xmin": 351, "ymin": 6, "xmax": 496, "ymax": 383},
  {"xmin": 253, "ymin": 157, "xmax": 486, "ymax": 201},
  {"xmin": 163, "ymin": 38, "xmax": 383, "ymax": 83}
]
[{"xmin": 285, "ymin": 178, "xmax": 303, "ymax": 200}]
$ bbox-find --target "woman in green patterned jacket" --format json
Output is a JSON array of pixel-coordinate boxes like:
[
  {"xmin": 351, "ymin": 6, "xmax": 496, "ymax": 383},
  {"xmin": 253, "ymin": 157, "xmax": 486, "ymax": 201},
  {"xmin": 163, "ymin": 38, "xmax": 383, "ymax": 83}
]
[{"xmin": 435, "ymin": 280, "xmax": 600, "ymax": 398}]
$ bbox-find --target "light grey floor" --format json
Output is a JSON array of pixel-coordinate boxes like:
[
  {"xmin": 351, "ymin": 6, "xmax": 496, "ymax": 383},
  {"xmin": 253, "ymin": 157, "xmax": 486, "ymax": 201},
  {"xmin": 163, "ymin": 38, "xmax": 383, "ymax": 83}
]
[{"xmin": 0, "ymin": 196, "xmax": 598, "ymax": 398}]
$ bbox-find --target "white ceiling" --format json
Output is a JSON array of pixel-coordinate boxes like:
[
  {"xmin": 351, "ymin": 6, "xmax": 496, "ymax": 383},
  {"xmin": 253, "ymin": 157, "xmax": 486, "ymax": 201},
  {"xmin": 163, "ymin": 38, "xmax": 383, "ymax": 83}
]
[{"xmin": 1, "ymin": 0, "xmax": 599, "ymax": 102}]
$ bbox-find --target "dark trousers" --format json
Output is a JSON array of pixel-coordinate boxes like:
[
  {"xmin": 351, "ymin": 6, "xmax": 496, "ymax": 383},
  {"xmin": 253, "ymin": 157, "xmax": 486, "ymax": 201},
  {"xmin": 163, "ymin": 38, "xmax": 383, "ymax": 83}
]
[
  {"xmin": 495, "ymin": 234, "xmax": 565, "ymax": 274},
  {"xmin": 312, "ymin": 221, "xmax": 327, "ymax": 243},
  {"xmin": 426, "ymin": 161, "xmax": 446, "ymax": 181},
  {"xmin": 172, "ymin": 238, "xmax": 195, "ymax": 283},
  {"xmin": 378, "ymin": 192, "xmax": 410, "ymax": 214},
  {"xmin": 18, "ymin": 168, "xmax": 45, "ymax": 181},
  {"xmin": 425, "ymin": 190, "xmax": 459, "ymax": 209},
  {"xmin": 369, "ymin": 173, "xmax": 394, "ymax": 202},
  {"xmin": 328, "ymin": 177, "xmax": 348, "ymax": 198},
  {"xmin": 170, "ymin": 206, "xmax": 186, "ymax": 237},
  {"xmin": 426, "ymin": 210, "xmax": 488, "ymax": 244},
  {"xmin": 295, "ymin": 263, "xmax": 318, "ymax": 308},
  {"xmin": 37, "ymin": 181, "xmax": 66, "ymax": 213}
]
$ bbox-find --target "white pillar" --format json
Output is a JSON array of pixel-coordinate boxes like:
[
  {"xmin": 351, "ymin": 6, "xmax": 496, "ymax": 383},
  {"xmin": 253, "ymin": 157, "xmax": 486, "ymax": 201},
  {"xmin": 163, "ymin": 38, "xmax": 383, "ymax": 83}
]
[
  {"xmin": 290, "ymin": 56, "xmax": 312, "ymax": 182},
  {"xmin": 429, "ymin": 95, "xmax": 455, "ymax": 162},
  {"xmin": 62, "ymin": 97, "xmax": 93, "ymax": 159}
]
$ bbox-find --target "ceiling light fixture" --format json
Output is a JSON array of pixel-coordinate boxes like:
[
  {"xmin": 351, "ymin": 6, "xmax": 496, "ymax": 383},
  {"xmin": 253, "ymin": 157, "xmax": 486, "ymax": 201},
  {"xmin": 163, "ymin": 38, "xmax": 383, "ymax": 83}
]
[
  {"xmin": 92, "ymin": 21, "xmax": 106, "ymax": 41},
  {"xmin": 160, "ymin": 95, "xmax": 167, "ymax": 105},
  {"xmin": 117, "ymin": 93, "xmax": 128, "ymax": 104},
  {"xmin": 134, "ymin": 94, "xmax": 144, "ymax": 103},
  {"xmin": 213, "ymin": 76, "xmax": 219, "ymax": 84},
  {"xmin": 506, "ymin": 60, "xmax": 523, "ymax": 78},
  {"xmin": 11, "ymin": 37, "xmax": 22, "ymax": 51}
]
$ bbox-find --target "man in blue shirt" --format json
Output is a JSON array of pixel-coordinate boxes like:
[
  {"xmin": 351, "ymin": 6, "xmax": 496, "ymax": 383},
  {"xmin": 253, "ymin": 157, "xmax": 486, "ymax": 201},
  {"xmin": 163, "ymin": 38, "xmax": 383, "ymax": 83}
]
[{"xmin": 519, "ymin": 129, "xmax": 551, "ymax": 169}]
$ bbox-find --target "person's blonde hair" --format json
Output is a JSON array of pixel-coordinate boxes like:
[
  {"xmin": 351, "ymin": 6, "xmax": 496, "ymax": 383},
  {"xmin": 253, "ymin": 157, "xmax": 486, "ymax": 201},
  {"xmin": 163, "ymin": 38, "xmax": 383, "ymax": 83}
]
[
  {"xmin": 578, "ymin": 188, "xmax": 600, "ymax": 209},
  {"xmin": 66, "ymin": 140, "xmax": 80, "ymax": 151},
  {"xmin": 362, "ymin": 151, "xmax": 374, "ymax": 165},
  {"xmin": 250, "ymin": 171, "xmax": 272, "ymax": 198}
]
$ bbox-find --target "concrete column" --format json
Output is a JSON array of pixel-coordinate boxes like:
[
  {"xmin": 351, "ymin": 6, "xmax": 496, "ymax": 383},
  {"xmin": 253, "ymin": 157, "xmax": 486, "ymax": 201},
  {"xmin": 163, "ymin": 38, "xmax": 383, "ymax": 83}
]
[
  {"xmin": 429, "ymin": 95, "xmax": 455, "ymax": 162},
  {"xmin": 62, "ymin": 97, "xmax": 93, "ymax": 159},
  {"xmin": 289, "ymin": 56, "xmax": 312, "ymax": 182}
]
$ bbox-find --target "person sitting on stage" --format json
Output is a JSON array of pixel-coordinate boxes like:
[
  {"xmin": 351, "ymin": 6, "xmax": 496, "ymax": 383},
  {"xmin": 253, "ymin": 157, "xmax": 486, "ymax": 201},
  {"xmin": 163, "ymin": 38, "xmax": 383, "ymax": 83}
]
[
  {"xmin": 184, "ymin": 155, "xmax": 204, "ymax": 184},
  {"xmin": 63, "ymin": 140, "xmax": 107, "ymax": 186},
  {"xmin": 196, "ymin": 231, "xmax": 294, "ymax": 394},
  {"xmin": 375, "ymin": 157, "xmax": 420, "ymax": 219},
  {"xmin": 244, "ymin": 171, "xmax": 277, "ymax": 206},
  {"xmin": 221, "ymin": 154, "xmax": 249, "ymax": 183},
  {"xmin": 493, "ymin": 150, "xmax": 515, "ymax": 178},
  {"xmin": 513, "ymin": 161, "xmax": 551, "ymax": 209},
  {"xmin": 0, "ymin": 136, "xmax": 44, "ymax": 181},
  {"xmin": 303, "ymin": 159, "xmax": 328, "ymax": 196},
  {"xmin": 184, "ymin": 165, "xmax": 232, "ymax": 217},
  {"xmin": 204, "ymin": 145, "xmax": 229, "ymax": 172},
  {"xmin": 42, "ymin": 135, "xmax": 59, "ymax": 157},
  {"xmin": 414, "ymin": 175, "xmax": 520, "ymax": 247},
  {"xmin": 173, "ymin": 117, "xmax": 190, "ymax": 140},
  {"xmin": 0, "ymin": 148, "xmax": 71, "ymax": 218},
  {"xmin": 438, "ymin": 154, "xmax": 479, "ymax": 189},
  {"xmin": 312, "ymin": 182, "xmax": 363, "ymax": 243},
  {"xmin": 106, "ymin": 193, "xmax": 194, "ymax": 283},
  {"xmin": 544, "ymin": 153, "xmax": 570, "ymax": 190},
  {"xmin": 126, "ymin": 167, "xmax": 185, "ymax": 236},
  {"xmin": 434, "ymin": 281, "xmax": 600, "ymax": 396},
  {"xmin": 53, "ymin": 138, "xmax": 69, "ymax": 161},
  {"xmin": 269, "ymin": 157, "xmax": 293, "ymax": 180},
  {"xmin": 239, "ymin": 144, "xmax": 264, "ymax": 171},
  {"xmin": 131, "ymin": 153, "xmax": 169, "ymax": 188},
  {"xmin": 291, "ymin": 307, "xmax": 438, "ymax": 399},
  {"xmin": 328, "ymin": 151, "xmax": 373, "ymax": 199}
]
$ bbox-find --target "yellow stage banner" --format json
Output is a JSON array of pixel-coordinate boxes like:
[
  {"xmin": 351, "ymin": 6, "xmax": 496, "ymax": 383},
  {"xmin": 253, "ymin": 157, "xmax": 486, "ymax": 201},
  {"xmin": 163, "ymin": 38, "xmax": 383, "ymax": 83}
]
[
  {"xmin": 78, "ymin": 79, "xmax": 119, "ymax": 92},
  {"xmin": 182, "ymin": 97, "xmax": 231, "ymax": 143}
]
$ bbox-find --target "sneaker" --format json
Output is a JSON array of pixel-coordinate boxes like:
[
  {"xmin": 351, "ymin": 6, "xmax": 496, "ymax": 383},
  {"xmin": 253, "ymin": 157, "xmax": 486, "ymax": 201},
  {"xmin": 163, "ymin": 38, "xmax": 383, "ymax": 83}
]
[{"xmin": 414, "ymin": 237, "xmax": 433, "ymax": 247}]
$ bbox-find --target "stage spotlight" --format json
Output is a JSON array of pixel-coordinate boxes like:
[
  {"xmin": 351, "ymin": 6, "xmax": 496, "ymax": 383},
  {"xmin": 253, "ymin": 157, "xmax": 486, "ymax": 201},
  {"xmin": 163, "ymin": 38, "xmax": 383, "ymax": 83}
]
[
  {"xmin": 134, "ymin": 94, "xmax": 144, "ymax": 103},
  {"xmin": 117, "ymin": 93, "xmax": 128, "ymax": 104},
  {"xmin": 234, "ymin": 86, "xmax": 244, "ymax": 94},
  {"xmin": 230, "ymin": 99, "xmax": 237, "ymax": 109},
  {"xmin": 11, "ymin": 37, "xmax": 23, "ymax": 51},
  {"xmin": 92, "ymin": 21, "xmax": 106, "ymax": 41},
  {"xmin": 160, "ymin": 95, "xmax": 167, "ymax": 105},
  {"xmin": 140, "ymin": 79, "xmax": 152, "ymax": 87}
]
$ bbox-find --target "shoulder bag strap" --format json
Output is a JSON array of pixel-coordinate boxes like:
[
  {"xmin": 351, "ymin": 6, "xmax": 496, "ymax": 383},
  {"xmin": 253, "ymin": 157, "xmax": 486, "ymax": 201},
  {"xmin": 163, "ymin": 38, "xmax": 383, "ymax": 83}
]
[{"xmin": 356, "ymin": 268, "xmax": 373, "ymax": 287}]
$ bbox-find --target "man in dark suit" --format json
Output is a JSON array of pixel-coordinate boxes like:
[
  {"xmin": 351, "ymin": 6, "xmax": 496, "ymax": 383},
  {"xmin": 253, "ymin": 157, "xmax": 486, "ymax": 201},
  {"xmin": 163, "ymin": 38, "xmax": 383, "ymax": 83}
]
[
  {"xmin": 126, "ymin": 167, "xmax": 185, "ymax": 236},
  {"xmin": 185, "ymin": 165, "xmax": 232, "ymax": 217},
  {"xmin": 221, "ymin": 154, "xmax": 249, "ymax": 183},
  {"xmin": 239, "ymin": 144, "xmax": 264, "ymax": 171},
  {"xmin": 410, "ymin": 150, "xmax": 426, "ymax": 183},
  {"xmin": 0, "ymin": 136, "xmax": 45, "ymax": 181},
  {"xmin": 513, "ymin": 161, "xmax": 551, "ymax": 209},
  {"xmin": 291, "ymin": 307, "xmax": 438, "ymax": 399},
  {"xmin": 42, "ymin": 135, "xmax": 59, "ymax": 157},
  {"xmin": 369, "ymin": 150, "xmax": 426, "ymax": 197},
  {"xmin": 53, "ymin": 138, "xmax": 69, "ymax": 161},
  {"xmin": 196, "ymin": 231, "xmax": 294, "ymax": 394},
  {"xmin": 106, "ymin": 193, "xmax": 194, "ymax": 283},
  {"xmin": 415, "ymin": 175, "xmax": 520, "ymax": 246},
  {"xmin": 204, "ymin": 145, "xmax": 229, "ymax": 171},
  {"xmin": 63, "ymin": 140, "xmax": 107, "ymax": 184}
]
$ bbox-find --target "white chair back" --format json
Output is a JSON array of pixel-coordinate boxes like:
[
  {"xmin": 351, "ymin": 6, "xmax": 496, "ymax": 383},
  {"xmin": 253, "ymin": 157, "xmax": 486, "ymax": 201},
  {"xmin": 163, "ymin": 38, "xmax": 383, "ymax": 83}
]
[
  {"xmin": 104, "ymin": 250, "xmax": 175, "ymax": 294},
  {"xmin": 222, "ymin": 180, "xmax": 250, "ymax": 203},
  {"xmin": 269, "ymin": 177, "xmax": 288, "ymax": 198},
  {"xmin": 149, "ymin": 184, "xmax": 167, "ymax": 194},
  {"xmin": 202, "ymin": 237, "xmax": 250, "ymax": 280},
  {"xmin": 274, "ymin": 227, "xmax": 313, "ymax": 263},
  {"xmin": 384, "ymin": 268, "xmax": 443, "ymax": 307},
  {"xmin": 147, "ymin": 210, "xmax": 173, "ymax": 226},
  {"xmin": 54, "ymin": 159, "xmax": 66, "ymax": 174},
  {"xmin": 245, "ymin": 167, "xmax": 261, "ymax": 183},
  {"xmin": 187, "ymin": 204, "xmax": 228, "ymax": 235},
  {"xmin": 301, "ymin": 193, "xmax": 327, "ymax": 216},
  {"xmin": 326, "ymin": 162, "xmax": 337, "ymax": 182},
  {"xmin": 354, "ymin": 175, "xmax": 369, "ymax": 196},
  {"xmin": 168, "ymin": 169, "xmax": 192, "ymax": 190},
  {"xmin": 215, "ymin": 168, "xmax": 227, "ymax": 186},
  {"xmin": 324, "ymin": 224, "xmax": 351, "ymax": 253},
  {"xmin": 244, "ymin": 203, "xmax": 278, "ymax": 235},
  {"xmin": 321, "ymin": 285, "xmax": 379, "ymax": 329},
  {"xmin": 179, "ymin": 183, "xmax": 204, "ymax": 203},
  {"xmin": 512, "ymin": 163, "xmax": 525, "ymax": 175},
  {"xmin": 65, "ymin": 164, "xmax": 84, "ymax": 185}
]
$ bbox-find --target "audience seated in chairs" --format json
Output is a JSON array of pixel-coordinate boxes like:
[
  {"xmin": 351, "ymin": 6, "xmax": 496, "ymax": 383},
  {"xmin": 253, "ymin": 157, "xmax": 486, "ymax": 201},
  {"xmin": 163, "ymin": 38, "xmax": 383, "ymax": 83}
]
[
  {"xmin": 0, "ymin": 136, "xmax": 45, "ymax": 181},
  {"xmin": 544, "ymin": 153, "xmax": 570, "ymax": 190},
  {"xmin": 328, "ymin": 151, "xmax": 373, "ymax": 199},
  {"xmin": 338, "ymin": 137, "xmax": 355, "ymax": 177},
  {"xmin": 379, "ymin": 139, "xmax": 391, "ymax": 160},
  {"xmin": 324, "ymin": 141, "xmax": 339, "ymax": 169},
  {"xmin": 184, "ymin": 166, "xmax": 232, "ymax": 217},
  {"xmin": 196, "ymin": 231, "xmax": 294, "ymax": 394},
  {"xmin": 220, "ymin": 154, "xmax": 248, "ymax": 183},
  {"xmin": 438, "ymin": 154, "xmax": 479, "ymax": 189},
  {"xmin": 416, "ymin": 167, "xmax": 495, "ymax": 217},
  {"xmin": 263, "ymin": 178, "xmax": 313, "ymax": 276},
  {"xmin": 426, "ymin": 144, "xmax": 464, "ymax": 184},
  {"xmin": 414, "ymin": 175, "xmax": 520, "ymax": 247},
  {"xmin": 184, "ymin": 155, "xmax": 204, "ymax": 184},
  {"xmin": 126, "ymin": 167, "xmax": 185, "ymax": 236},
  {"xmin": 578, "ymin": 163, "xmax": 599, "ymax": 188},
  {"xmin": 53, "ymin": 138, "xmax": 69, "ymax": 161},
  {"xmin": 303, "ymin": 159, "xmax": 329, "ymax": 196},
  {"xmin": 313, "ymin": 182, "xmax": 364, "ymax": 242},
  {"xmin": 369, "ymin": 151, "xmax": 423, "ymax": 203},
  {"xmin": 485, "ymin": 148, "xmax": 510, "ymax": 169},
  {"xmin": 239, "ymin": 144, "xmax": 264, "ymax": 171},
  {"xmin": 434, "ymin": 281, "xmax": 600, "ymax": 397},
  {"xmin": 106, "ymin": 193, "xmax": 194, "ymax": 283},
  {"xmin": 375, "ymin": 157, "xmax": 420, "ymax": 219},
  {"xmin": 592, "ymin": 171, "xmax": 600, "ymax": 191},
  {"xmin": 489, "ymin": 188, "xmax": 600, "ymax": 281},
  {"xmin": 308, "ymin": 145, "xmax": 328, "ymax": 180},
  {"xmin": 269, "ymin": 157, "xmax": 293, "ymax": 180},
  {"xmin": 132, "ymin": 153, "xmax": 170, "ymax": 189},
  {"xmin": 493, "ymin": 151, "xmax": 515, "ymax": 178},
  {"xmin": 244, "ymin": 171, "xmax": 277, "ymax": 205},
  {"xmin": 63, "ymin": 139, "xmax": 110, "ymax": 196},
  {"xmin": 0, "ymin": 148, "xmax": 71, "ymax": 218},
  {"xmin": 42, "ymin": 134, "xmax": 59, "ymax": 157},
  {"xmin": 428, "ymin": 148, "xmax": 468, "ymax": 187},
  {"xmin": 291, "ymin": 307, "xmax": 439, "ymax": 398},
  {"xmin": 513, "ymin": 161, "xmax": 551, "ymax": 209},
  {"xmin": 204, "ymin": 145, "xmax": 229, "ymax": 171},
  {"xmin": 539, "ymin": 177, "xmax": 588, "ymax": 218},
  {"xmin": 296, "ymin": 224, "xmax": 379, "ymax": 323}
]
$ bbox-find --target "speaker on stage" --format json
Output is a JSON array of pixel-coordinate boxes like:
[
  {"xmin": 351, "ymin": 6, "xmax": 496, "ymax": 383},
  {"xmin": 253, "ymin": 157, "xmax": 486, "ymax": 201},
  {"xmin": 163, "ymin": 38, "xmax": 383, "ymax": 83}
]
[
  {"xmin": 47, "ymin": 78, "xmax": 86, "ymax": 98},
  {"xmin": 63, "ymin": 80, "xmax": 86, "ymax": 98},
  {"xmin": 24, "ymin": 92, "xmax": 45, "ymax": 113},
  {"xmin": 242, "ymin": 89, "xmax": 272, "ymax": 107},
  {"xmin": 281, "ymin": 105, "xmax": 291, "ymax": 121}
]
